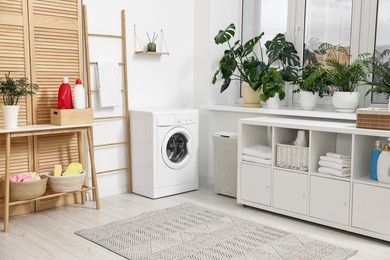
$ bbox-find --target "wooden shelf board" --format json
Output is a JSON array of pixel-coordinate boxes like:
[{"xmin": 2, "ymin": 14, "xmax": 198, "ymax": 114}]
[
  {"xmin": 134, "ymin": 51, "xmax": 169, "ymax": 55},
  {"xmin": 1, "ymin": 185, "xmax": 95, "ymax": 207}
]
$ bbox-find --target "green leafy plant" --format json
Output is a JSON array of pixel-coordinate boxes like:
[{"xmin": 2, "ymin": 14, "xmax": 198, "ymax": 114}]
[
  {"xmin": 293, "ymin": 62, "xmax": 331, "ymax": 97},
  {"xmin": 318, "ymin": 44, "xmax": 369, "ymax": 93},
  {"xmin": 0, "ymin": 72, "xmax": 39, "ymax": 105},
  {"xmin": 212, "ymin": 23, "xmax": 300, "ymax": 101},
  {"xmin": 364, "ymin": 51, "xmax": 390, "ymax": 100}
]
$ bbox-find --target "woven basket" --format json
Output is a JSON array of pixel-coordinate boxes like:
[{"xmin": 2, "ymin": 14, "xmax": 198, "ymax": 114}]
[
  {"xmin": 48, "ymin": 172, "xmax": 85, "ymax": 193},
  {"xmin": 276, "ymin": 143, "xmax": 309, "ymax": 171},
  {"xmin": 356, "ymin": 108, "xmax": 390, "ymax": 130},
  {"xmin": 0, "ymin": 175, "xmax": 48, "ymax": 202}
]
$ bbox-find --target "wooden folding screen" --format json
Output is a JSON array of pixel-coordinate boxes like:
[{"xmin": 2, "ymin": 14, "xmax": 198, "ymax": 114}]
[{"xmin": 0, "ymin": 0, "xmax": 82, "ymax": 176}]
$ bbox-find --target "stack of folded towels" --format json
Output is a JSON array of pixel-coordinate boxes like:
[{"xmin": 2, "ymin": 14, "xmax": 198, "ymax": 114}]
[
  {"xmin": 318, "ymin": 152, "xmax": 351, "ymax": 177},
  {"xmin": 242, "ymin": 144, "xmax": 272, "ymax": 166}
]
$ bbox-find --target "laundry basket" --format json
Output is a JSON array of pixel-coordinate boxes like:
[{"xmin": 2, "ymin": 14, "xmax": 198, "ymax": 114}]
[{"xmin": 212, "ymin": 132, "xmax": 238, "ymax": 197}]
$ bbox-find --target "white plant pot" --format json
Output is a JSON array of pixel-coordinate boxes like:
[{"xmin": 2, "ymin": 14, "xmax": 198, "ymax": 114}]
[
  {"xmin": 332, "ymin": 92, "xmax": 360, "ymax": 113},
  {"xmin": 2, "ymin": 105, "xmax": 19, "ymax": 129},
  {"xmin": 300, "ymin": 91, "xmax": 318, "ymax": 110},
  {"xmin": 266, "ymin": 93, "xmax": 280, "ymax": 109},
  {"xmin": 242, "ymin": 85, "xmax": 261, "ymax": 107}
]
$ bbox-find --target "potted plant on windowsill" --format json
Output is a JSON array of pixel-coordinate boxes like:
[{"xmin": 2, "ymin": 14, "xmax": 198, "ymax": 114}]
[
  {"xmin": 364, "ymin": 53, "xmax": 390, "ymax": 110},
  {"xmin": 212, "ymin": 23, "xmax": 300, "ymax": 108},
  {"xmin": 293, "ymin": 62, "xmax": 330, "ymax": 110},
  {"xmin": 0, "ymin": 72, "xmax": 39, "ymax": 128},
  {"xmin": 320, "ymin": 44, "xmax": 370, "ymax": 112}
]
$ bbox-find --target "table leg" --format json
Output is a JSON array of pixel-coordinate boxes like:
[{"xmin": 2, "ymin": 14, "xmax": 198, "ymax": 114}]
[
  {"xmin": 77, "ymin": 131, "xmax": 86, "ymax": 204},
  {"xmin": 87, "ymin": 127, "xmax": 100, "ymax": 210},
  {"xmin": 4, "ymin": 133, "xmax": 11, "ymax": 232}
]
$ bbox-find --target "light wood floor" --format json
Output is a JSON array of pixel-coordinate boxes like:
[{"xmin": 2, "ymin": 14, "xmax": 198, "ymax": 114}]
[{"xmin": 1, "ymin": 184, "xmax": 389, "ymax": 260}]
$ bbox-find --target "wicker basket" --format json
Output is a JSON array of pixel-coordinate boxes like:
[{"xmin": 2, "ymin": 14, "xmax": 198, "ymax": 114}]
[
  {"xmin": 48, "ymin": 172, "xmax": 85, "ymax": 193},
  {"xmin": 0, "ymin": 175, "xmax": 48, "ymax": 202},
  {"xmin": 356, "ymin": 108, "xmax": 390, "ymax": 130},
  {"xmin": 276, "ymin": 143, "xmax": 309, "ymax": 171}
]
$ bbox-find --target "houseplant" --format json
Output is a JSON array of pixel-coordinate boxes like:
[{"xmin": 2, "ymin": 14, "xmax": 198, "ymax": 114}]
[
  {"xmin": 293, "ymin": 62, "xmax": 330, "ymax": 110},
  {"xmin": 320, "ymin": 44, "xmax": 369, "ymax": 112},
  {"xmin": 212, "ymin": 23, "xmax": 300, "ymax": 107},
  {"xmin": 0, "ymin": 72, "xmax": 39, "ymax": 128},
  {"xmin": 364, "ymin": 52, "xmax": 390, "ymax": 109}
]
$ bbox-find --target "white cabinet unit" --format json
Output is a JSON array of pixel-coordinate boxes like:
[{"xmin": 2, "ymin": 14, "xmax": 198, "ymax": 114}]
[
  {"xmin": 310, "ymin": 176, "xmax": 350, "ymax": 225},
  {"xmin": 273, "ymin": 169, "xmax": 307, "ymax": 215},
  {"xmin": 237, "ymin": 117, "xmax": 390, "ymax": 242},
  {"xmin": 352, "ymin": 183, "xmax": 390, "ymax": 236},
  {"xmin": 240, "ymin": 163, "xmax": 271, "ymax": 206}
]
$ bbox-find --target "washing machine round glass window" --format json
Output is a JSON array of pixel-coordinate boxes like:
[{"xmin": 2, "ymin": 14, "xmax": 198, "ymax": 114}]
[{"xmin": 162, "ymin": 128, "xmax": 193, "ymax": 170}]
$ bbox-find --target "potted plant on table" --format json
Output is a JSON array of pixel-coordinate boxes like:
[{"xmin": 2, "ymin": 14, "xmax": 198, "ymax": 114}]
[
  {"xmin": 320, "ymin": 44, "xmax": 370, "ymax": 112},
  {"xmin": 212, "ymin": 23, "xmax": 300, "ymax": 108},
  {"xmin": 0, "ymin": 72, "xmax": 39, "ymax": 128},
  {"xmin": 293, "ymin": 62, "xmax": 331, "ymax": 110}
]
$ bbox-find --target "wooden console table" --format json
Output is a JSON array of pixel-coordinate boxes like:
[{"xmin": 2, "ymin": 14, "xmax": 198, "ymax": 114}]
[{"xmin": 1, "ymin": 124, "xmax": 100, "ymax": 232}]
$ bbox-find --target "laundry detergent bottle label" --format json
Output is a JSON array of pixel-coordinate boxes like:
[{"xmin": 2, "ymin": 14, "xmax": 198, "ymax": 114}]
[{"xmin": 57, "ymin": 77, "xmax": 74, "ymax": 109}]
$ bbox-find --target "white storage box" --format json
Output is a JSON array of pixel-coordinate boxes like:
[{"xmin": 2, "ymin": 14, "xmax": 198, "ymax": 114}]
[{"xmin": 212, "ymin": 132, "xmax": 238, "ymax": 197}]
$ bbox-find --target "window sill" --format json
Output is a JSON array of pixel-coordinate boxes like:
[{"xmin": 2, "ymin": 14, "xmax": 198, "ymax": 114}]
[{"xmin": 200, "ymin": 104, "xmax": 356, "ymax": 121}]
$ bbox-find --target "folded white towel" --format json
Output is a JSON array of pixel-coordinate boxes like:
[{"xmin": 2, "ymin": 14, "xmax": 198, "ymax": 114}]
[
  {"xmin": 318, "ymin": 160, "xmax": 351, "ymax": 170},
  {"xmin": 320, "ymin": 155, "xmax": 351, "ymax": 166},
  {"xmin": 97, "ymin": 61, "xmax": 121, "ymax": 107},
  {"xmin": 242, "ymin": 155, "xmax": 272, "ymax": 166},
  {"xmin": 326, "ymin": 152, "xmax": 351, "ymax": 160},
  {"xmin": 242, "ymin": 144, "xmax": 272, "ymax": 159},
  {"xmin": 318, "ymin": 167, "xmax": 351, "ymax": 177}
]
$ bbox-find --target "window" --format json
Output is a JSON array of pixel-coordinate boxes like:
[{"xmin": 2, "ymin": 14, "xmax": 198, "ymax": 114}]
[
  {"xmin": 371, "ymin": 0, "xmax": 390, "ymax": 104},
  {"xmin": 242, "ymin": 0, "xmax": 386, "ymax": 108}
]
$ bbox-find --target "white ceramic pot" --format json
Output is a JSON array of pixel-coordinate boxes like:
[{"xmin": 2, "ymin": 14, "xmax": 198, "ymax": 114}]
[
  {"xmin": 266, "ymin": 93, "xmax": 280, "ymax": 109},
  {"xmin": 300, "ymin": 91, "xmax": 318, "ymax": 110},
  {"xmin": 2, "ymin": 105, "xmax": 19, "ymax": 129},
  {"xmin": 242, "ymin": 85, "xmax": 261, "ymax": 107},
  {"xmin": 332, "ymin": 92, "xmax": 360, "ymax": 113}
]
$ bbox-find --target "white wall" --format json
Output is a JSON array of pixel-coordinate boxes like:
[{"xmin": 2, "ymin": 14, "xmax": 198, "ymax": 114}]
[
  {"xmin": 83, "ymin": 0, "xmax": 243, "ymax": 196},
  {"xmin": 194, "ymin": 0, "xmax": 242, "ymax": 184}
]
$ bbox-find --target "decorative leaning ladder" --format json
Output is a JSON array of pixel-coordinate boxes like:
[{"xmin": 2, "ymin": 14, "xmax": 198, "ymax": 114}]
[{"xmin": 82, "ymin": 6, "xmax": 132, "ymax": 192}]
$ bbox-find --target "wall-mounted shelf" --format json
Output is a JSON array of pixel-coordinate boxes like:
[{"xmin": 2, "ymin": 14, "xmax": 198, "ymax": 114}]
[
  {"xmin": 133, "ymin": 25, "xmax": 169, "ymax": 56},
  {"xmin": 134, "ymin": 51, "xmax": 169, "ymax": 55}
]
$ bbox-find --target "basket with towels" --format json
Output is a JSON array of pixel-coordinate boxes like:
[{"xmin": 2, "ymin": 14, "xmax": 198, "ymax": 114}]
[
  {"xmin": 48, "ymin": 162, "xmax": 85, "ymax": 192},
  {"xmin": 318, "ymin": 152, "xmax": 351, "ymax": 177}
]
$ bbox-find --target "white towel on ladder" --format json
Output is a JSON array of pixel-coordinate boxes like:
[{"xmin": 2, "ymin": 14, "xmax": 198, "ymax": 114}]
[{"xmin": 97, "ymin": 61, "xmax": 121, "ymax": 107}]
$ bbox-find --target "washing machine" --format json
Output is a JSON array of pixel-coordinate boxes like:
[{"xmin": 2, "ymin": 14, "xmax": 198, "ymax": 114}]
[{"xmin": 130, "ymin": 108, "xmax": 199, "ymax": 198}]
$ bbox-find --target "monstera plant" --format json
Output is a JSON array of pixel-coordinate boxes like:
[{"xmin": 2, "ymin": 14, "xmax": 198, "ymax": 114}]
[{"xmin": 212, "ymin": 23, "xmax": 300, "ymax": 102}]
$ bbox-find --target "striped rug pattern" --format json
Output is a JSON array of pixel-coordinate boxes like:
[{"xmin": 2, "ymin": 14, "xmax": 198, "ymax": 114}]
[{"xmin": 75, "ymin": 203, "xmax": 357, "ymax": 260}]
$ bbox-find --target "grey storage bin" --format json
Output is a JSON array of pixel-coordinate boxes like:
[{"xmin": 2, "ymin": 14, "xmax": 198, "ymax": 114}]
[{"xmin": 212, "ymin": 132, "xmax": 238, "ymax": 197}]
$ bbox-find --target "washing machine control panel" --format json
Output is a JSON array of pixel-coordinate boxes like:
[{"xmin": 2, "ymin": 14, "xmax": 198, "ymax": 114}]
[{"xmin": 175, "ymin": 113, "xmax": 197, "ymax": 125}]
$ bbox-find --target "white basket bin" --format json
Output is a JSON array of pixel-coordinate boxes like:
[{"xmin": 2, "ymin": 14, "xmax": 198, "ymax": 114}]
[{"xmin": 212, "ymin": 132, "xmax": 238, "ymax": 197}]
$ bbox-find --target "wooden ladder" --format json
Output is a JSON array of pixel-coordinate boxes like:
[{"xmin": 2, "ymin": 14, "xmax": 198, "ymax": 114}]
[{"xmin": 82, "ymin": 6, "xmax": 132, "ymax": 192}]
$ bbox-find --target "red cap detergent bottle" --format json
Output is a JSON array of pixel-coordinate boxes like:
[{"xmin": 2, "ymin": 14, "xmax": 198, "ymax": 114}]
[{"xmin": 57, "ymin": 77, "xmax": 74, "ymax": 109}]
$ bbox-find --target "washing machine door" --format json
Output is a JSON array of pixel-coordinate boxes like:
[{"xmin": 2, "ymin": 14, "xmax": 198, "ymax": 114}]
[{"xmin": 161, "ymin": 127, "xmax": 193, "ymax": 170}]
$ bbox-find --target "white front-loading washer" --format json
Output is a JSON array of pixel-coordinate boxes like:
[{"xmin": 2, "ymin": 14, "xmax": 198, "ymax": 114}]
[{"xmin": 130, "ymin": 109, "xmax": 198, "ymax": 198}]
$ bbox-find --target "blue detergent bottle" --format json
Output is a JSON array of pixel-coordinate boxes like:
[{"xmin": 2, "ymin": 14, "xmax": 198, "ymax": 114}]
[{"xmin": 370, "ymin": 139, "xmax": 382, "ymax": 181}]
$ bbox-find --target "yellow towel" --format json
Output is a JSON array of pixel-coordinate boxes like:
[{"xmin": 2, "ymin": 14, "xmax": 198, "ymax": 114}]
[{"xmin": 62, "ymin": 162, "xmax": 83, "ymax": 176}]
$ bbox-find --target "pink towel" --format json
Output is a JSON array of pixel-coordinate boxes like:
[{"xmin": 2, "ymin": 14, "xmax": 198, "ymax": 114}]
[{"xmin": 10, "ymin": 174, "xmax": 34, "ymax": 183}]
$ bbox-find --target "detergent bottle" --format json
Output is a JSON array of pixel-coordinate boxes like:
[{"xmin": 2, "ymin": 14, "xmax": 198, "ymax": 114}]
[
  {"xmin": 73, "ymin": 79, "xmax": 86, "ymax": 109},
  {"xmin": 377, "ymin": 138, "xmax": 390, "ymax": 184},
  {"xmin": 57, "ymin": 77, "xmax": 73, "ymax": 109}
]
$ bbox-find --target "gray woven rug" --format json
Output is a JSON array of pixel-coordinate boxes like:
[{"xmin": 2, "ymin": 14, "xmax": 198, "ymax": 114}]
[{"xmin": 75, "ymin": 203, "xmax": 357, "ymax": 260}]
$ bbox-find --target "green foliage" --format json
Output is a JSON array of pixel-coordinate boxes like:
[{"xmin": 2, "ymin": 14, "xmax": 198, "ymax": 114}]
[
  {"xmin": 364, "ymin": 52, "xmax": 390, "ymax": 99},
  {"xmin": 0, "ymin": 72, "xmax": 39, "ymax": 105},
  {"xmin": 212, "ymin": 23, "xmax": 300, "ymax": 101},
  {"xmin": 321, "ymin": 44, "xmax": 369, "ymax": 92},
  {"xmin": 293, "ymin": 62, "xmax": 330, "ymax": 97}
]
